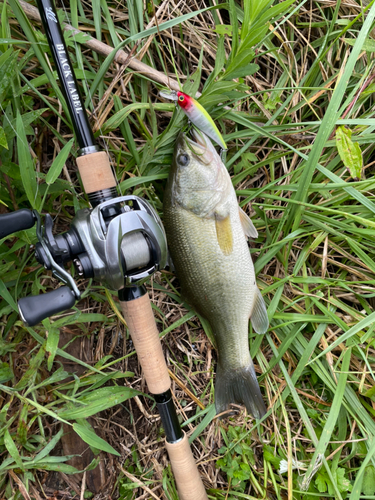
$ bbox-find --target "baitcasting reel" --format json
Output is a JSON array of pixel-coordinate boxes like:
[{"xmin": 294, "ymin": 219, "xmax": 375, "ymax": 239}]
[{"xmin": 0, "ymin": 196, "xmax": 168, "ymax": 326}]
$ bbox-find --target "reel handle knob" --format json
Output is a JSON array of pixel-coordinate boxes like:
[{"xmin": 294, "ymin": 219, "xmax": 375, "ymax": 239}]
[
  {"xmin": 18, "ymin": 286, "xmax": 76, "ymax": 326},
  {"xmin": 0, "ymin": 209, "xmax": 36, "ymax": 239}
]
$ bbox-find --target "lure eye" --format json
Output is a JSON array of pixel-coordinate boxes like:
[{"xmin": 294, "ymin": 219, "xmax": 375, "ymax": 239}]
[
  {"xmin": 177, "ymin": 153, "xmax": 190, "ymax": 166},
  {"xmin": 178, "ymin": 95, "xmax": 184, "ymax": 102}
]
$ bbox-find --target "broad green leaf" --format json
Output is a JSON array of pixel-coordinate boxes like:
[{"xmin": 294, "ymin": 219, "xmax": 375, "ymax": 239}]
[
  {"xmin": 17, "ymin": 405, "xmax": 28, "ymax": 446},
  {"xmin": 26, "ymin": 462, "xmax": 81, "ymax": 473},
  {"xmin": 335, "ymin": 468, "xmax": 352, "ymax": 494},
  {"xmin": 214, "ymin": 24, "xmax": 233, "ymax": 36},
  {"xmin": 336, "ymin": 126, "xmax": 363, "ymax": 180},
  {"xmin": 45, "ymin": 138, "xmax": 74, "ymax": 186},
  {"xmin": 315, "ymin": 472, "xmax": 329, "ymax": 493},
  {"xmin": 223, "ymin": 63, "xmax": 259, "ymax": 81},
  {"xmin": 362, "ymin": 465, "xmax": 375, "ymax": 495},
  {"xmin": 31, "ymin": 367, "xmax": 70, "ymax": 393},
  {"xmin": 350, "ymin": 438, "xmax": 375, "ymax": 499},
  {"xmin": 0, "ymin": 278, "xmax": 18, "ymax": 311},
  {"xmin": 59, "ymin": 386, "xmax": 139, "ymax": 419},
  {"xmin": 214, "ymin": 34, "xmax": 226, "ymax": 77},
  {"xmin": 244, "ymin": 0, "xmax": 273, "ymax": 29},
  {"xmin": 0, "ymin": 48, "xmax": 18, "ymax": 102},
  {"xmin": 73, "ymin": 423, "xmax": 120, "ymax": 456},
  {"xmin": 32, "ymin": 428, "xmax": 64, "ymax": 463},
  {"xmin": 4, "ymin": 428, "xmax": 24, "ymax": 470},
  {"xmin": 16, "ymin": 345, "xmax": 46, "ymax": 390},
  {"xmin": 344, "ymin": 37, "xmax": 375, "ymax": 51},
  {"xmin": 16, "ymin": 111, "xmax": 39, "ymax": 209},
  {"xmin": 21, "ymin": 395, "xmax": 70, "ymax": 425},
  {"xmin": 363, "ymin": 384, "xmax": 375, "ymax": 400},
  {"xmin": 5, "ymin": 109, "xmax": 48, "ymax": 142},
  {"xmin": 46, "ymin": 328, "xmax": 60, "ymax": 371},
  {"xmin": 0, "ymin": 126, "xmax": 8, "ymax": 149},
  {"xmin": 263, "ymin": 445, "xmax": 282, "ymax": 469},
  {"xmin": 228, "ymin": 0, "xmax": 238, "ymax": 59},
  {"xmin": 0, "ymin": 362, "xmax": 13, "ymax": 383},
  {"xmin": 225, "ymin": 48, "xmax": 255, "ymax": 77},
  {"xmin": 1, "ymin": 0, "xmax": 10, "ymax": 52}
]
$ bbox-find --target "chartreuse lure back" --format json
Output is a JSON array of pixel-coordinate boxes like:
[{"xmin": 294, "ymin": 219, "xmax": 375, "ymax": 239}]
[{"xmin": 159, "ymin": 90, "xmax": 227, "ymax": 151}]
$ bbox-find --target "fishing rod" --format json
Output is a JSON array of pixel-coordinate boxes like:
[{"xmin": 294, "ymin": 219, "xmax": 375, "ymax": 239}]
[{"xmin": 3, "ymin": 0, "xmax": 208, "ymax": 498}]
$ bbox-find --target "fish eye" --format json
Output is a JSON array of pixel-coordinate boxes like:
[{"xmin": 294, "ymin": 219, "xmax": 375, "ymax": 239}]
[
  {"xmin": 177, "ymin": 153, "xmax": 190, "ymax": 166},
  {"xmin": 179, "ymin": 95, "xmax": 184, "ymax": 102}
]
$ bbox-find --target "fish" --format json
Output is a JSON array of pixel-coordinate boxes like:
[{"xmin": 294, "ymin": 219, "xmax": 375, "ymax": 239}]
[
  {"xmin": 163, "ymin": 129, "xmax": 269, "ymax": 419},
  {"xmin": 159, "ymin": 90, "xmax": 227, "ymax": 151}
]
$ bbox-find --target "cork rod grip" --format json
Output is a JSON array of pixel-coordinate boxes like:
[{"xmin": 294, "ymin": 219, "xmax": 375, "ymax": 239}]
[
  {"xmin": 120, "ymin": 293, "xmax": 171, "ymax": 395},
  {"xmin": 76, "ymin": 152, "xmax": 116, "ymax": 194},
  {"xmin": 165, "ymin": 433, "xmax": 208, "ymax": 500}
]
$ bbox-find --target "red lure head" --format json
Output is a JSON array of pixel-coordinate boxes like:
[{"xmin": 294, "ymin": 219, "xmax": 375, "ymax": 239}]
[{"xmin": 176, "ymin": 91, "xmax": 191, "ymax": 110}]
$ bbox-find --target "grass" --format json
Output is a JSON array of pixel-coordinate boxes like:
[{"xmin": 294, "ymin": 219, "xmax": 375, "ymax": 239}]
[{"xmin": 1, "ymin": 0, "xmax": 375, "ymax": 498}]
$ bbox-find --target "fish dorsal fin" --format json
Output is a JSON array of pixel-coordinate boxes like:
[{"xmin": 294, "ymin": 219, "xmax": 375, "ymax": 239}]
[
  {"xmin": 215, "ymin": 215, "xmax": 233, "ymax": 256},
  {"xmin": 251, "ymin": 288, "xmax": 269, "ymax": 334},
  {"xmin": 239, "ymin": 208, "xmax": 258, "ymax": 239}
]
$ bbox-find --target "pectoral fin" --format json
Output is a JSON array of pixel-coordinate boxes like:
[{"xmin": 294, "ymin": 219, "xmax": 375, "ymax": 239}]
[
  {"xmin": 251, "ymin": 288, "xmax": 269, "ymax": 334},
  {"xmin": 239, "ymin": 208, "xmax": 258, "ymax": 239},
  {"xmin": 215, "ymin": 216, "xmax": 233, "ymax": 256}
]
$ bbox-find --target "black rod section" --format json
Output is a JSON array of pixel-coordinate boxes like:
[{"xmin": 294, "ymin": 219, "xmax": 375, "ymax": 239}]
[
  {"xmin": 35, "ymin": 0, "xmax": 95, "ymax": 150},
  {"xmin": 155, "ymin": 390, "xmax": 183, "ymax": 443}
]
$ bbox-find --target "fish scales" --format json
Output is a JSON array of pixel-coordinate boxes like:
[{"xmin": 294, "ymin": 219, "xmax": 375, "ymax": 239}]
[
  {"xmin": 164, "ymin": 130, "xmax": 269, "ymax": 419},
  {"xmin": 165, "ymin": 205, "xmax": 254, "ymax": 368}
]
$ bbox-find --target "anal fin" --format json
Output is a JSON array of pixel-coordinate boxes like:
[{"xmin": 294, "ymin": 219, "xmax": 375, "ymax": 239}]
[
  {"xmin": 251, "ymin": 288, "xmax": 269, "ymax": 334},
  {"xmin": 239, "ymin": 207, "xmax": 258, "ymax": 239}
]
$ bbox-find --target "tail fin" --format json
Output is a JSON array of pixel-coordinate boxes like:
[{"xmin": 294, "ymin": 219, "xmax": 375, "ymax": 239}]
[{"xmin": 215, "ymin": 361, "xmax": 267, "ymax": 419}]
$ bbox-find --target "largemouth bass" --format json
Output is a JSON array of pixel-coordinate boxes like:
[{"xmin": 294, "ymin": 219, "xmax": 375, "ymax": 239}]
[{"xmin": 163, "ymin": 130, "xmax": 269, "ymax": 419}]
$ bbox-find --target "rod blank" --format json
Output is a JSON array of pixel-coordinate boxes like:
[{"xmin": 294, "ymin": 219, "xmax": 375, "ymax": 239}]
[{"xmin": 35, "ymin": 0, "xmax": 95, "ymax": 149}]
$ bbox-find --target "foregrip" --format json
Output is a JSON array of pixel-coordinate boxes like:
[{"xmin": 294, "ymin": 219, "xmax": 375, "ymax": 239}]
[{"xmin": 76, "ymin": 152, "xmax": 117, "ymax": 196}]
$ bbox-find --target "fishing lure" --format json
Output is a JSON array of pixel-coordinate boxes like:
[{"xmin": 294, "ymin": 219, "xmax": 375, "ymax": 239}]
[{"xmin": 160, "ymin": 90, "xmax": 227, "ymax": 151}]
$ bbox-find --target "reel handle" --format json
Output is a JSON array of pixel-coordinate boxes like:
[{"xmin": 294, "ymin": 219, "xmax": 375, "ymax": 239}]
[
  {"xmin": 0, "ymin": 209, "xmax": 35, "ymax": 239},
  {"xmin": 18, "ymin": 286, "xmax": 76, "ymax": 326}
]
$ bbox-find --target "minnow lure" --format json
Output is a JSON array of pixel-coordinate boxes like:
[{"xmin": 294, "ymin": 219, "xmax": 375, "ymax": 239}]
[{"xmin": 159, "ymin": 90, "xmax": 227, "ymax": 151}]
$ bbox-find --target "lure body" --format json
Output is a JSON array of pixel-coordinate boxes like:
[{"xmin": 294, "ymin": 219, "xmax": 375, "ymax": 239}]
[{"xmin": 160, "ymin": 90, "xmax": 227, "ymax": 151}]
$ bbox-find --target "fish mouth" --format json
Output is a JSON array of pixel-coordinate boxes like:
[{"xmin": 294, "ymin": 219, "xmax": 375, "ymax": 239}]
[{"xmin": 177, "ymin": 129, "xmax": 216, "ymax": 165}]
